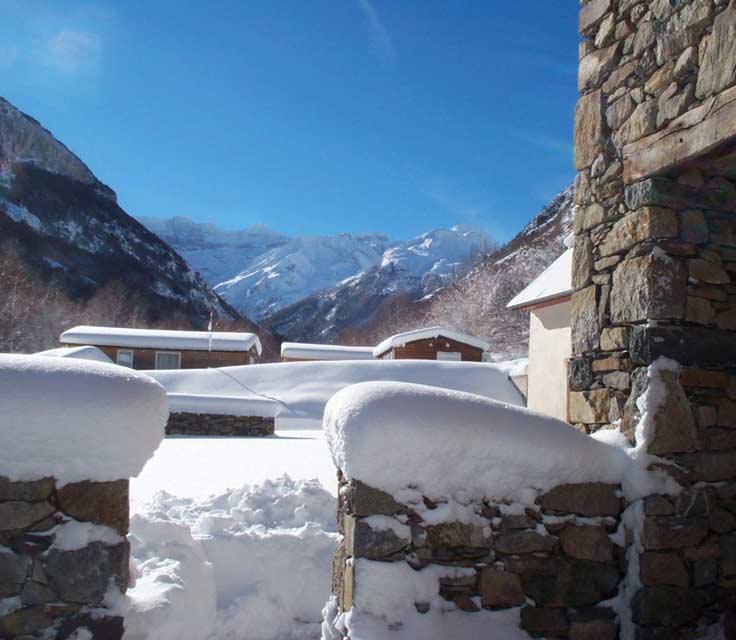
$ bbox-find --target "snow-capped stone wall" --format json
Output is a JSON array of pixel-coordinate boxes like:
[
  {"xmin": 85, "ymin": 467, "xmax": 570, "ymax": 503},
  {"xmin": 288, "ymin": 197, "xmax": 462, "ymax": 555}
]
[
  {"xmin": 166, "ymin": 412, "xmax": 275, "ymax": 436},
  {"xmin": 0, "ymin": 355, "xmax": 167, "ymax": 639},
  {"xmin": 572, "ymin": 0, "xmax": 736, "ymax": 636}
]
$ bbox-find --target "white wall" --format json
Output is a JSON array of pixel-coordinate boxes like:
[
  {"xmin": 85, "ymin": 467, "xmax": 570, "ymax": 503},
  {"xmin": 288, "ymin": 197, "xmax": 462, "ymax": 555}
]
[{"xmin": 527, "ymin": 301, "xmax": 571, "ymax": 422}]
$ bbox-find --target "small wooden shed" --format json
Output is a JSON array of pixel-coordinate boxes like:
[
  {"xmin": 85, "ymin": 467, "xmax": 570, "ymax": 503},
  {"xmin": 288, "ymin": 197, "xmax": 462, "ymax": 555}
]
[
  {"xmin": 280, "ymin": 342, "xmax": 375, "ymax": 362},
  {"xmin": 373, "ymin": 327, "xmax": 490, "ymax": 362},
  {"xmin": 59, "ymin": 325, "xmax": 262, "ymax": 370}
]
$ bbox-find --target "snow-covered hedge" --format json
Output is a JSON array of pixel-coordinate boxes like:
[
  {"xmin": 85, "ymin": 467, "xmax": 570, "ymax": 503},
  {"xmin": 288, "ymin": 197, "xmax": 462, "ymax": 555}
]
[
  {"xmin": 325, "ymin": 381, "xmax": 630, "ymax": 504},
  {"xmin": 0, "ymin": 354, "xmax": 167, "ymax": 484}
]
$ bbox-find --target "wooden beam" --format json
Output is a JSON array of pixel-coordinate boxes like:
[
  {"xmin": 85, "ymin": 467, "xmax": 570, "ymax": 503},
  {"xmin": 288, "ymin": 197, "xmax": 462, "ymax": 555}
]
[{"xmin": 623, "ymin": 85, "xmax": 736, "ymax": 184}]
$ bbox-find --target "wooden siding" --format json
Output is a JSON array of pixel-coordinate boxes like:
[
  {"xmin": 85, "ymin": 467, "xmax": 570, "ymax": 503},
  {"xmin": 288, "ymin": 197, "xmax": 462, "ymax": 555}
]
[
  {"xmin": 377, "ymin": 336, "xmax": 483, "ymax": 362},
  {"xmin": 60, "ymin": 343, "xmax": 257, "ymax": 370}
]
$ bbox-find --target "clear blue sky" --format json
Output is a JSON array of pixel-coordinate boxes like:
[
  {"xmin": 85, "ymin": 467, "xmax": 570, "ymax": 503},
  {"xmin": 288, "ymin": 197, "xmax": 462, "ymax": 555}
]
[{"xmin": 1, "ymin": 1, "xmax": 579, "ymax": 242}]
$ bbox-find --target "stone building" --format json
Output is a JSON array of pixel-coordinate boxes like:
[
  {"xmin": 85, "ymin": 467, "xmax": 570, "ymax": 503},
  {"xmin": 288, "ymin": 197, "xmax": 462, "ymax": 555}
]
[
  {"xmin": 571, "ymin": 0, "xmax": 736, "ymax": 635},
  {"xmin": 372, "ymin": 326, "xmax": 490, "ymax": 362},
  {"xmin": 508, "ymin": 238, "xmax": 573, "ymax": 421},
  {"xmin": 60, "ymin": 325, "xmax": 262, "ymax": 370}
]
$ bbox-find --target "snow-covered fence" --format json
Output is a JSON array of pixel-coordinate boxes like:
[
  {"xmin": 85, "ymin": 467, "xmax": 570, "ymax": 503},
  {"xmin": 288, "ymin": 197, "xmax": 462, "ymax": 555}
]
[
  {"xmin": 322, "ymin": 382, "xmax": 631, "ymax": 639},
  {"xmin": 0, "ymin": 355, "xmax": 167, "ymax": 640}
]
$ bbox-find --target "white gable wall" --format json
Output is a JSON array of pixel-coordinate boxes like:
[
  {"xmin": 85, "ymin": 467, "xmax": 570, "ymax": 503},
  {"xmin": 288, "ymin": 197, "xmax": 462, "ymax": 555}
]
[{"xmin": 527, "ymin": 300, "xmax": 571, "ymax": 422}]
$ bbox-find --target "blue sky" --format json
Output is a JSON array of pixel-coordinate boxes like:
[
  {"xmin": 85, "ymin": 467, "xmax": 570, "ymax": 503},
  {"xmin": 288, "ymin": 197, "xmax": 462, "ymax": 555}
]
[{"xmin": 1, "ymin": 1, "xmax": 579, "ymax": 242}]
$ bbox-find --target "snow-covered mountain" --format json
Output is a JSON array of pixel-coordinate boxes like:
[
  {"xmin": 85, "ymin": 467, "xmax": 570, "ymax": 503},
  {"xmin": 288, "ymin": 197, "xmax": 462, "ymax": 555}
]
[
  {"xmin": 138, "ymin": 217, "xmax": 490, "ymax": 325},
  {"xmin": 0, "ymin": 96, "xmax": 239, "ymax": 328}
]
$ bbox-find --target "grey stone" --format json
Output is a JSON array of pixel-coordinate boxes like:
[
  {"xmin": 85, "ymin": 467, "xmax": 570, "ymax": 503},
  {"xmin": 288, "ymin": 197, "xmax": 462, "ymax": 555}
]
[
  {"xmin": 639, "ymin": 552, "xmax": 689, "ymax": 587},
  {"xmin": 560, "ymin": 525, "xmax": 614, "ymax": 563},
  {"xmin": 426, "ymin": 521, "xmax": 491, "ymax": 550},
  {"xmin": 579, "ymin": 0, "xmax": 612, "ymax": 34},
  {"xmin": 579, "ymin": 42, "xmax": 620, "ymax": 92},
  {"xmin": 632, "ymin": 586, "xmax": 703, "ymax": 626},
  {"xmin": 572, "ymin": 285, "xmax": 600, "ymax": 354},
  {"xmin": 0, "ymin": 477, "xmax": 54, "ymax": 502},
  {"xmin": 630, "ymin": 324, "xmax": 736, "ymax": 367},
  {"xmin": 494, "ymin": 530, "xmax": 557, "ymax": 555},
  {"xmin": 693, "ymin": 558, "xmax": 718, "ymax": 587},
  {"xmin": 575, "ymin": 91, "xmax": 605, "ymax": 170},
  {"xmin": 569, "ymin": 389, "xmax": 610, "ymax": 424},
  {"xmin": 0, "ymin": 501, "xmax": 55, "ymax": 532},
  {"xmin": 0, "ymin": 607, "xmax": 53, "ymax": 638},
  {"xmin": 345, "ymin": 516, "xmax": 410, "ymax": 560},
  {"xmin": 615, "ymin": 100, "xmax": 657, "ymax": 145},
  {"xmin": 600, "ymin": 327, "xmax": 628, "ymax": 351},
  {"xmin": 479, "ymin": 568, "xmax": 525, "ymax": 607},
  {"xmin": 696, "ymin": 2, "xmax": 736, "ymax": 98},
  {"xmin": 542, "ymin": 483, "xmax": 621, "ymax": 517},
  {"xmin": 573, "ymin": 235, "xmax": 593, "ymax": 289},
  {"xmin": 0, "ymin": 548, "xmax": 29, "ymax": 596},
  {"xmin": 569, "ymin": 358, "xmax": 594, "ymax": 391},
  {"xmin": 642, "ymin": 516, "xmax": 709, "ymax": 550},
  {"xmin": 346, "ymin": 481, "xmax": 402, "ymax": 516},
  {"xmin": 57, "ymin": 480, "xmax": 129, "ymax": 535},
  {"xmin": 20, "ymin": 580, "xmax": 58, "ymax": 605},
  {"xmin": 520, "ymin": 606, "xmax": 569, "ymax": 636},
  {"xmin": 625, "ymin": 177, "xmax": 699, "ymax": 210},
  {"xmin": 44, "ymin": 541, "xmax": 127, "ymax": 604}
]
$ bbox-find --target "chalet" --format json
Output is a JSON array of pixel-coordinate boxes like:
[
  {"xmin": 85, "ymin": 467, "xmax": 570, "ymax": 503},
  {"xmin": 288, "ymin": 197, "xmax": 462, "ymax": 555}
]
[
  {"xmin": 506, "ymin": 239, "xmax": 572, "ymax": 421},
  {"xmin": 373, "ymin": 327, "xmax": 489, "ymax": 362},
  {"xmin": 280, "ymin": 342, "xmax": 375, "ymax": 362},
  {"xmin": 59, "ymin": 325, "xmax": 262, "ymax": 370}
]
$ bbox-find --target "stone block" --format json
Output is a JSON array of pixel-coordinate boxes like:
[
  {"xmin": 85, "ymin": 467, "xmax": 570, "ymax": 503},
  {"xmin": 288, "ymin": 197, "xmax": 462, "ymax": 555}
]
[
  {"xmin": 0, "ymin": 606, "xmax": 53, "ymax": 638},
  {"xmin": 689, "ymin": 258, "xmax": 730, "ymax": 284},
  {"xmin": 573, "ymin": 235, "xmax": 593, "ymax": 290},
  {"xmin": 344, "ymin": 516, "xmax": 410, "ymax": 560},
  {"xmin": 520, "ymin": 606, "xmax": 568, "ymax": 637},
  {"xmin": 494, "ymin": 530, "xmax": 557, "ymax": 555},
  {"xmin": 542, "ymin": 483, "xmax": 621, "ymax": 517},
  {"xmin": 642, "ymin": 516, "xmax": 708, "ymax": 550},
  {"xmin": 479, "ymin": 567, "xmax": 525, "ymax": 608},
  {"xmin": 425, "ymin": 521, "xmax": 491, "ymax": 550},
  {"xmin": 0, "ymin": 548, "xmax": 29, "ymax": 597},
  {"xmin": 721, "ymin": 532, "xmax": 736, "ymax": 576},
  {"xmin": 346, "ymin": 480, "xmax": 402, "ymax": 517},
  {"xmin": 599, "ymin": 207, "xmax": 677, "ymax": 257},
  {"xmin": 696, "ymin": 2, "xmax": 736, "ymax": 98},
  {"xmin": 686, "ymin": 295, "xmax": 715, "ymax": 325},
  {"xmin": 575, "ymin": 91, "xmax": 606, "ymax": 170},
  {"xmin": 579, "ymin": 42, "xmax": 620, "ymax": 92},
  {"xmin": 610, "ymin": 253, "xmax": 687, "ymax": 323},
  {"xmin": 569, "ymin": 619, "xmax": 617, "ymax": 640},
  {"xmin": 615, "ymin": 100, "xmax": 657, "ymax": 145},
  {"xmin": 569, "ymin": 358, "xmax": 594, "ymax": 391},
  {"xmin": 574, "ymin": 203, "xmax": 608, "ymax": 233},
  {"xmin": 0, "ymin": 501, "xmax": 55, "ymax": 532},
  {"xmin": 0, "ymin": 477, "xmax": 54, "ymax": 502},
  {"xmin": 572, "ymin": 285, "xmax": 600, "ymax": 354},
  {"xmin": 632, "ymin": 586, "xmax": 703, "ymax": 626},
  {"xmin": 56, "ymin": 480, "xmax": 129, "ymax": 535},
  {"xmin": 639, "ymin": 552, "xmax": 689, "ymax": 587},
  {"xmin": 680, "ymin": 209, "xmax": 708, "ymax": 244},
  {"xmin": 600, "ymin": 326, "xmax": 628, "ymax": 351},
  {"xmin": 579, "ymin": 0, "xmax": 611, "ymax": 34},
  {"xmin": 625, "ymin": 177, "xmax": 699, "ymax": 210},
  {"xmin": 569, "ymin": 389, "xmax": 610, "ymax": 424},
  {"xmin": 630, "ymin": 324, "xmax": 736, "ymax": 367},
  {"xmin": 560, "ymin": 525, "xmax": 614, "ymax": 563}
]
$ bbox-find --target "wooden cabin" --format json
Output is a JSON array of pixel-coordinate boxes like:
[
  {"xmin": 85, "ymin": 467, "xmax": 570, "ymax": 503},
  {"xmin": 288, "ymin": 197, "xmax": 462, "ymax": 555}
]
[
  {"xmin": 59, "ymin": 325, "xmax": 262, "ymax": 370},
  {"xmin": 280, "ymin": 342, "xmax": 375, "ymax": 362},
  {"xmin": 507, "ymin": 241, "xmax": 572, "ymax": 422},
  {"xmin": 372, "ymin": 327, "xmax": 489, "ymax": 362}
]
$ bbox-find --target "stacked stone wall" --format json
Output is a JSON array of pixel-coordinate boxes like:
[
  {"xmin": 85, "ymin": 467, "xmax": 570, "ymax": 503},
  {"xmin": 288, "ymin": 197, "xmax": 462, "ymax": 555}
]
[
  {"xmin": 0, "ymin": 477, "xmax": 130, "ymax": 639},
  {"xmin": 332, "ymin": 477, "xmax": 626, "ymax": 638},
  {"xmin": 573, "ymin": 0, "xmax": 736, "ymax": 635},
  {"xmin": 166, "ymin": 412, "xmax": 275, "ymax": 436}
]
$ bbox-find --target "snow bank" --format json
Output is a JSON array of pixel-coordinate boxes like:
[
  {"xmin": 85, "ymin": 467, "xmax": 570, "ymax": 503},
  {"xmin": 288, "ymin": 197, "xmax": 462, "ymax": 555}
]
[
  {"xmin": 35, "ymin": 345, "xmax": 114, "ymax": 364},
  {"xmin": 127, "ymin": 476, "xmax": 338, "ymax": 640},
  {"xmin": 150, "ymin": 359, "xmax": 523, "ymax": 428},
  {"xmin": 372, "ymin": 326, "xmax": 490, "ymax": 357},
  {"xmin": 0, "ymin": 354, "xmax": 167, "ymax": 484},
  {"xmin": 325, "ymin": 381, "xmax": 629, "ymax": 504},
  {"xmin": 167, "ymin": 393, "xmax": 280, "ymax": 417}
]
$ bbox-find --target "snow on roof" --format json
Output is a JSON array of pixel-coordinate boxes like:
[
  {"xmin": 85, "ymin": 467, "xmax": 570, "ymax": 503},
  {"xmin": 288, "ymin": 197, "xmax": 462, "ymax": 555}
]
[
  {"xmin": 324, "ymin": 381, "xmax": 629, "ymax": 503},
  {"xmin": 373, "ymin": 326, "xmax": 490, "ymax": 357},
  {"xmin": 60, "ymin": 325, "xmax": 262, "ymax": 355},
  {"xmin": 280, "ymin": 342, "xmax": 375, "ymax": 361},
  {"xmin": 0, "ymin": 354, "xmax": 167, "ymax": 484},
  {"xmin": 35, "ymin": 345, "xmax": 113, "ymax": 364},
  {"xmin": 506, "ymin": 248, "xmax": 573, "ymax": 310},
  {"xmin": 149, "ymin": 359, "xmax": 524, "ymax": 428}
]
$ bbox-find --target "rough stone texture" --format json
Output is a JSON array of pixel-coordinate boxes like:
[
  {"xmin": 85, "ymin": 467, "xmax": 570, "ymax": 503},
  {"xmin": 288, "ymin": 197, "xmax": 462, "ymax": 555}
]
[
  {"xmin": 479, "ymin": 568, "xmax": 526, "ymax": 607},
  {"xmin": 0, "ymin": 476, "xmax": 129, "ymax": 639},
  {"xmin": 542, "ymin": 483, "xmax": 621, "ymax": 517},
  {"xmin": 560, "ymin": 525, "xmax": 613, "ymax": 563},
  {"xmin": 166, "ymin": 412, "xmax": 275, "ymax": 437},
  {"xmin": 575, "ymin": 91, "xmax": 605, "ymax": 170}
]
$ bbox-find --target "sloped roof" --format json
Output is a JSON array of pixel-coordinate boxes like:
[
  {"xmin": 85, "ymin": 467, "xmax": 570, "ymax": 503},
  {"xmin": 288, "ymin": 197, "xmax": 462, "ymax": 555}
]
[
  {"xmin": 373, "ymin": 326, "xmax": 490, "ymax": 357},
  {"xmin": 506, "ymin": 247, "xmax": 573, "ymax": 310},
  {"xmin": 280, "ymin": 343, "xmax": 375, "ymax": 361},
  {"xmin": 60, "ymin": 325, "xmax": 262, "ymax": 355}
]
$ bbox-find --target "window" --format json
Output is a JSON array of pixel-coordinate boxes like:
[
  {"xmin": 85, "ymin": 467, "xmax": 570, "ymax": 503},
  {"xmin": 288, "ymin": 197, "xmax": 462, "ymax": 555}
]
[
  {"xmin": 155, "ymin": 351, "xmax": 181, "ymax": 370},
  {"xmin": 116, "ymin": 349, "xmax": 134, "ymax": 368},
  {"xmin": 436, "ymin": 351, "xmax": 461, "ymax": 361}
]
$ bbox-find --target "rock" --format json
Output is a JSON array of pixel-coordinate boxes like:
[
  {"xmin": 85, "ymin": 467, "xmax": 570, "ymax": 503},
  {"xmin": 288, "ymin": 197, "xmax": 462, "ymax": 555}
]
[
  {"xmin": 56, "ymin": 480, "xmax": 129, "ymax": 535},
  {"xmin": 0, "ymin": 477, "xmax": 54, "ymax": 502},
  {"xmin": 693, "ymin": 558, "xmax": 718, "ymax": 587},
  {"xmin": 579, "ymin": 42, "xmax": 620, "ymax": 92},
  {"xmin": 479, "ymin": 568, "xmax": 526, "ymax": 607},
  {"xmin": 20, "ymin": 580, "xmax": 58, "ymax": 605},
  {"xmin": 425, "ymin": 521, "xmax": 491, "ymax": 550},
  {"xmin": 560, "ymin": 525, "xmax": 614, "ymax": 563},
  {"xmin": 0, "ymin": 607, "xmax": 53, "ymax": 638},
  {"xmin": 345, "ymin": 516, "xmax": 410, "ymax": 560},
  {"xmin": 569, "ymin": 389, "xmax": 610, "ymax": 424},
  {"xmin": 599, "ymin": 207, "xmax": 678, "ymax": 257},
  {"xmin": 720, "ymin": 533, "xmax": 736, "ymax": 576},
  {"xmin": 346, "ymin": 481, "xmax": 402, "ymax": 517},
  {"xmin": 606, "ymin": 93, "xmax": 636, "ymax": 130},
  {"xmin": 600, "ymin": 327, "xmax": 628, "ymax": 351},
  {"xmin": 629, "ymin": 324, "xmax": 736, "ymax": 367},
  {"xmin": 610, "ymin": 254, "xmax": 687, "ymax": 323},
  {"xmin": 686, "ymin": 295, "xmax": 715, "ymax": 325},
  {"xmin": 632, "ymin": 586, "xmax": 703, "ymax": 626},
  {"xmin": 710, "ymin": 508, "xmax": 736, "ymax": 533},
  {"xmin": 0, "ymin": 501, "xmax": 55, "ymax": 532},
  {"xmin": 644, "ymin": 495, "xmax": 676, "ymax": 516},
  {"xmin": 688, "ymin": 258, "xmax": 730, "ymax": 284},
  {"xmin": 579, "ymin": 0, "xmax": 612, "ymax": 34},
  {"xmin": 575, "ymin": 203, "xmax": 609, "ymax": 233},
  {"xmin": 716, "ymin": 308, "xmax": 736, "ymax": 331},
  {"xmin": 642, "ymin": 516, "xmax": 708, "ymax": 550},
  {"xmin": 498, "ymin": 514, "xmax": 537, "ymax": 531},
  {"xmin": 573, "ymin": 235, "xmax": 593, "ymax": 289},
  {"xmin": 602, "ymin": 371, "xmax": 630, "ymax": 389},
  {"xmin": 616, "ymin": 100, "xmax": 657, "ymax": 145},
  {"xmin": 572, "ymin": 285, "xmax": 600, "ymax": 354},
  {"xmin": 494, "ymin": 530, "xmax": 556, "ymax": 555},
  {"xmin": 542, "ymin": 483, "xmax": 621, "ymax": 517},
  {"xmin": 696, "ymin": 2, "xmax": 736, "ymax": 98},
  {"xmin": 625, "ymin": 177, "xmax": 698, "ymax": 210},
  {"xmin": 520, "ymin": 606, "xmax": 569, "ymax": 637},
  {"xmin": 639, "ymin": 552, "xmax": 689, "ymax": 587},
  {"xmin": 569, "ymin": 358, "xmax": 594, "ymax": 391},
  {"xmin": 657, "ymin": 82, "xmax": 695, "ymax": 127},
  {"xmin": 0, "ymin": 548, "xmax": 29, "ymax": 596},
  {"xmin": 569, "ymin": 619, "xmax": 617, "ymax": 640},
  {"xmin": 44, "ymin": 542, "xmax": 128, "ymax": 604},
  {"xmin": 696, "ymin": 451, "xmax": 736, "ymax": 482},
  {"xmin": 575, "ymin": 91, "xmax": 605, "ymax": 170}
]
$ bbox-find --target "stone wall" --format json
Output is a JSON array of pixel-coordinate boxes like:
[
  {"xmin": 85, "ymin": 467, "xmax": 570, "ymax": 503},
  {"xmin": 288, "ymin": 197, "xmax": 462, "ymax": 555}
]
[
  {"xmin": 166, "ymin": 412, "xmax": 275, "ymax": 436},
  {"xmin": 332, "ymin": 476, "xmax": 626, "ymax": 638},
  {"xmin": 573, "ymin": 0, "xmax": 736, "ymax": 636},
  {"xmin": 0, "ymin": 477, "xmax": 129, "ymax": 639}
]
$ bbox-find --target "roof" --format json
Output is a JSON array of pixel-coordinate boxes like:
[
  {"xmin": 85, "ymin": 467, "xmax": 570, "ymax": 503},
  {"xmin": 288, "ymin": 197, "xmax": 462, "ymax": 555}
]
[
  {"xmin": 281, "ymin": 342, "xmax": 375, "ymax": 361},
  {"xmin": 373, "ymin": 326, "xmax": 491, "ymax": 357},
  {"xmin": 506, "ymin": 247, "xmax": 573, "ymax": 311},
  {"xmin": 60, "ymin": 325, "xmax": 262, "ymax": 355}
]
